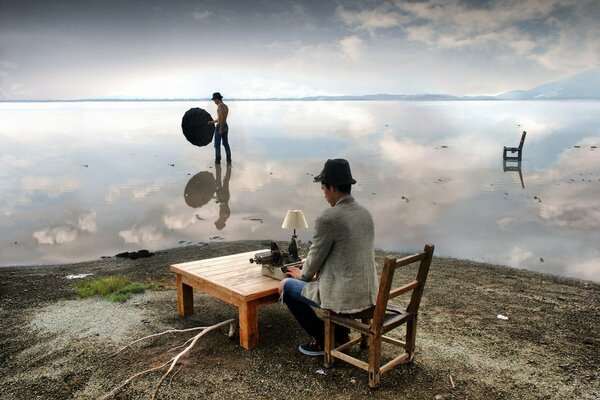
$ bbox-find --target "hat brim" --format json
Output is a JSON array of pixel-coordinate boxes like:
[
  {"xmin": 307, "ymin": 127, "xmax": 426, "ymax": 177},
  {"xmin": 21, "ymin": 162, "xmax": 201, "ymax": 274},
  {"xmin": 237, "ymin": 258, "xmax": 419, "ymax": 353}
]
[{"xmin": 313, "ymin": 174, "xmax": 356, "ymax": 185}]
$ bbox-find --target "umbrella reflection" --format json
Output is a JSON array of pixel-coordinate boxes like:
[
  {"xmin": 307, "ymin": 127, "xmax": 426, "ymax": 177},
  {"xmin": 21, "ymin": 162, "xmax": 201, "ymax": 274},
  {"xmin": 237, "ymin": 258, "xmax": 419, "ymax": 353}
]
[
  {"xmin": 503, "ymin": 159, "xmax": 525, "ymax": 189},
  {"xmin": 184, "ymin": 171, "xmax": 216, "ymax": 208},
  {"xmin": 183, "ymin": 165, "xmax": 232, "ymax": 230}
]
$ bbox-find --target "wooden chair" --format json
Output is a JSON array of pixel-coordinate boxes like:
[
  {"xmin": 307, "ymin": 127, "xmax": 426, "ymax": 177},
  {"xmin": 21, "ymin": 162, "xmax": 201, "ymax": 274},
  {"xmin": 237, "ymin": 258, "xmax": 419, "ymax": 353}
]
[
  {"xmin": 323, "ymin": 244, "xmax": 434, "ymax": 388},
  {"xmin": 503, "ymin": 131, "xmax": 527, "ymax": 161}
]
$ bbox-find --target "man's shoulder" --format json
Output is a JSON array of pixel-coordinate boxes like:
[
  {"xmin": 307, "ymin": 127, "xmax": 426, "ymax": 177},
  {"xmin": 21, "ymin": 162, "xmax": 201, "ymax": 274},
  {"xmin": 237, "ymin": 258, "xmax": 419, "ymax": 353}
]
[{"xmin": 322, "ymin": 200, "xmax": 371, "ymax": 219}]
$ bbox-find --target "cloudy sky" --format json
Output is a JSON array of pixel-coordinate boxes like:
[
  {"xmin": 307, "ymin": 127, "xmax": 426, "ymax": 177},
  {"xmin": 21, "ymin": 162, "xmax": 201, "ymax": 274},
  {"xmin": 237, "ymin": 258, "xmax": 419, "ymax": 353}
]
[{"xmin": 1, "ymin": 0, "xmax": 599, "ymax": 100}]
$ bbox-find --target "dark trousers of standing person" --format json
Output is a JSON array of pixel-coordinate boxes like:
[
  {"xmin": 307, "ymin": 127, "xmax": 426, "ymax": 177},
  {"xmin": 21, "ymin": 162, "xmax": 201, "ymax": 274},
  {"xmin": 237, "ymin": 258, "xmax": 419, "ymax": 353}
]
[
  {"xmin": 282, "ymin": 278, "xmax": 350, "ymax": 346},
  {"xmin": 214, "ymin": 123, "xmax": 231, "ymax": 163}
]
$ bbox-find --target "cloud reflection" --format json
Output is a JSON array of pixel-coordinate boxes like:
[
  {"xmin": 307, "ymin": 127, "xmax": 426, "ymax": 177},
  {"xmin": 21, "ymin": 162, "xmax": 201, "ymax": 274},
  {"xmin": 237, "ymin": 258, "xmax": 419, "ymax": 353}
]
[
  {"xmin": 2, "ymin": 101, "xmax": 599, "ymax": 282},
  {"xmin": 20, "ymin": 176, "xmax": 80, "ymax": 201},
  {"xmin": 119, "ymin": 225, "xmax": 164, "ymax": 244},
  {"xmin": 32, "ymin": 211, "xmax": 96, "ymax": 245},
  {"xmin": 533, "ymin": 145, "xmax": 600, "ymax": 230}
]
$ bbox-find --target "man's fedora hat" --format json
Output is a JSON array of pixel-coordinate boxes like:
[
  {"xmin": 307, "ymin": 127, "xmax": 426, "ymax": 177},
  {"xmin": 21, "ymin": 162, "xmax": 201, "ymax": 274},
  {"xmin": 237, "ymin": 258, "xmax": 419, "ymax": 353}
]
[
  {"xmin": 313, "ymin": 159, "xmax": 357, "ymax": 186},
  {"xmin": 211, "ymin": 92, "xmax": 223, "ymax": 100}
]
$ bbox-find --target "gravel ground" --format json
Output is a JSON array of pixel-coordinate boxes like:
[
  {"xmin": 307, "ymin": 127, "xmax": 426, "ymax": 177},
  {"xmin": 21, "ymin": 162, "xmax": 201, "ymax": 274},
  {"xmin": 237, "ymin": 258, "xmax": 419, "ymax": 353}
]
[{"xmin": 0, "ymin": 240, "xmax": 598, "ymax": 400}]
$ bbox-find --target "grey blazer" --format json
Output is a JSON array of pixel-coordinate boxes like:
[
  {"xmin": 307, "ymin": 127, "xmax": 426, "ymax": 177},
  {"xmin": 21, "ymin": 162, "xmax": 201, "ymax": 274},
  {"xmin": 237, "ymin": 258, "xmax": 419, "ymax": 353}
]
[{"xmin": 301, "ymin": 195, "xmax": 379, "ymax": 312}]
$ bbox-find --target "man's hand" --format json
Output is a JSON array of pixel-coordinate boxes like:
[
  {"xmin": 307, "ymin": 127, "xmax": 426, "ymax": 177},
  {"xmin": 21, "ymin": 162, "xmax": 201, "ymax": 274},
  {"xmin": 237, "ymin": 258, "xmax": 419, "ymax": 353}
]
[
  {"xmin": 207, "ymin": 120, "xmax": 215, "ymax": 125},
  {"xmin": 285, "ymin": 266, "xmax": 302, "ymax": 280}
]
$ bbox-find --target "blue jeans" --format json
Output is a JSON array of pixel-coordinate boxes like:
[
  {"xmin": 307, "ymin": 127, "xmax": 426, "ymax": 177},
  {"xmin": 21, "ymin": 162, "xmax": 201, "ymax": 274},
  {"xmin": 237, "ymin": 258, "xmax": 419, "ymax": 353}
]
[
  {"xmin": 282, "ymin": 279, "xmax": 350, "ymax": 346},
  {"xmin": 214, "ymin": 124, "xmax": 231, "ymax": 162}
]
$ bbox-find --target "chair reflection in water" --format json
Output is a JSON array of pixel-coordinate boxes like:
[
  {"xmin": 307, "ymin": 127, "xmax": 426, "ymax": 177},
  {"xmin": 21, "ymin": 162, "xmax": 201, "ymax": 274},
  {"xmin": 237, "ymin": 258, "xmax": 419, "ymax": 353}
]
[
  {"xmin": 503, "ymin": 159, "xmax": 525, "ymax": 189},
  {"xmin": 324, "ymin": 244, "xmax": 434, "ymax": 388}
]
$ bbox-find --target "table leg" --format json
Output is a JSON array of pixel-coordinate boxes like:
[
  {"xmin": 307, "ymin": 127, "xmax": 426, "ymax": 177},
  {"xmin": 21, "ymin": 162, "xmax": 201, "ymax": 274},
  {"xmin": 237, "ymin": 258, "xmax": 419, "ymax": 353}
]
[
  {"xmin": 238, "ymin": 300, "xmax": 259, "ymax": 349},
  {"xmin": 176, "ymin": 274, "xmax": 194, "ymax": 316}
]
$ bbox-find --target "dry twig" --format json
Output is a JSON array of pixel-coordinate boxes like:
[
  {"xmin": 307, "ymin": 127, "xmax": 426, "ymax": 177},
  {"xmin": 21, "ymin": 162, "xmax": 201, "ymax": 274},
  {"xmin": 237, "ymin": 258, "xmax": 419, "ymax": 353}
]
[{"xmin": 102, "ymin": 318, "xmax": 235, "ymax": 400}]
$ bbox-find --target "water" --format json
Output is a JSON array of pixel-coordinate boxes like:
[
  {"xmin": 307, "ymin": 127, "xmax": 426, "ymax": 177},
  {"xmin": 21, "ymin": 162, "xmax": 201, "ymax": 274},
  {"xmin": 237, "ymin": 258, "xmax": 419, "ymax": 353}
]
[{"xmin": 1, "ymin": 100, "xmax": 599, "ymax": 281}]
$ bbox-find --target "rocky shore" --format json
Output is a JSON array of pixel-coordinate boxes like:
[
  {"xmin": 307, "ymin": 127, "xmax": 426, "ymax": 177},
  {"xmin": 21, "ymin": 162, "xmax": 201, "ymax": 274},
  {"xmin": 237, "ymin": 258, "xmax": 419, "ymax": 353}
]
[{"xmin": 0, "ymin": 240, "xmax": 598, "ymax": 399}]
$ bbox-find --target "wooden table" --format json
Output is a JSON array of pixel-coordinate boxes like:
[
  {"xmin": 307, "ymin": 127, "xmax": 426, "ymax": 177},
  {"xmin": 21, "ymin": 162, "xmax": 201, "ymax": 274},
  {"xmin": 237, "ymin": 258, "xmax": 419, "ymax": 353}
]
[{"xmin": 170, "ymin": 250, "xmax": 280, "ymax": 350}]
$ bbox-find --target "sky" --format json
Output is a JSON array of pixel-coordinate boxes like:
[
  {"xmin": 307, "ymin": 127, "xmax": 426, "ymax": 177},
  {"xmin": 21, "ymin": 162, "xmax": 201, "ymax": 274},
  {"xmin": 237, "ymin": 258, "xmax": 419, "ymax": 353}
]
[{"xmin": 1, "ymin": 0, "xmax": 599, "ymax": 100}]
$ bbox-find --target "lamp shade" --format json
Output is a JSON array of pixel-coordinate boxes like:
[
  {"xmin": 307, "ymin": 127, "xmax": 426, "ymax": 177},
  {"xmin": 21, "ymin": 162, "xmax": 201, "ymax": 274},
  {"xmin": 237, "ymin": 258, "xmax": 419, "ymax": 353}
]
[{"xmin": 281, "ymin": 210, "xmax": 308, "ymax": 230}]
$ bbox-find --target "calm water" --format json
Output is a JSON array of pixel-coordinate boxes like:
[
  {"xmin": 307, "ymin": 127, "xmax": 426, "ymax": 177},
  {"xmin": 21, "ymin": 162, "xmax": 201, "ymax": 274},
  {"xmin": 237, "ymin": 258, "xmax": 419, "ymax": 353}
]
[{"xmin": 1, "ymin": 101, "xmax": 599, "ymax": 281}]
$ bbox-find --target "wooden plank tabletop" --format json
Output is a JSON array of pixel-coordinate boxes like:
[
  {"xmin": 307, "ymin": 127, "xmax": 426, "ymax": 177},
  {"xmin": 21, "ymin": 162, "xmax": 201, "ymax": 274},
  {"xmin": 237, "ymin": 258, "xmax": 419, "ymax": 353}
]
[{"xmin": 170, "ymin": 250, "xmax": 280, "ymax": 301}]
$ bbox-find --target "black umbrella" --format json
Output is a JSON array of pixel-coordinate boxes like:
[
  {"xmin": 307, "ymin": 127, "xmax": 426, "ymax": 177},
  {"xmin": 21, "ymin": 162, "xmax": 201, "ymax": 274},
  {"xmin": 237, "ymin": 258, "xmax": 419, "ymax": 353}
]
[
  {"xmin": 181, "ymin": 108, "xmax": 214, "ymax": 146},
  {"xmin": 184, "ymin": 171, "xmax": 216, "ymax": 208}
]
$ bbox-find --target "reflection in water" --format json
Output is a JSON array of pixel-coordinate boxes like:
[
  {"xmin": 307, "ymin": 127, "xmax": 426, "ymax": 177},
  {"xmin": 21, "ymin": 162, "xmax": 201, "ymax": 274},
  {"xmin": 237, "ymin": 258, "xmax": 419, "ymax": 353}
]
[
  {"xmin": 1, "ymin": 101, "xmax": 599, "ymax": 281},
  {"xmin": 503, "ymin": 159, "xmax": 525, "ymax": 189},
  {"xmin": 184, "ymin": 171, "xmax": 216, "ymax": 208},
  {"xmin": 183, "ymin": 165, "xmax": 232, "ymax": 230},
  {"xmin": 215, "ymin": 164, "xmax": 231, "ymax": 230}
]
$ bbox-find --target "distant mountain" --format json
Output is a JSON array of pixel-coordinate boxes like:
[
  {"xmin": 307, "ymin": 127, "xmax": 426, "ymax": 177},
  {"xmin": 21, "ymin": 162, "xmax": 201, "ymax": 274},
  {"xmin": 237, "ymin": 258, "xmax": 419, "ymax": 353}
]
[
  {"xmin": 498, "ymin": 68, "xmax": 600, "ymax": 100},
  {"xmin": 263, "ymin": 94, "xmax": 463, "ymax": 101},
  {"xmin": 4, "ymin": 68, "xmax": 599, "ymax": 102}
]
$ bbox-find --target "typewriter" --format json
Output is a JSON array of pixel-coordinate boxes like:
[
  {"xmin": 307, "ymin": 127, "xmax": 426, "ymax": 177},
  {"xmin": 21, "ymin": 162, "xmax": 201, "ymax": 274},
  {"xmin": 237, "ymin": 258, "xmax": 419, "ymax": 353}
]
[{"xmin": 249, "ymin": 239, "xmax": 303, "ymax": 280}]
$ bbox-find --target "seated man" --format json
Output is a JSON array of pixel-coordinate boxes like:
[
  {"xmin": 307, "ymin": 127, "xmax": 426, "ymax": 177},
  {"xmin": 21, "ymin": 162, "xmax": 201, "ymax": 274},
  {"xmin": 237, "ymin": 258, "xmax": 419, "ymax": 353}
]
[{"xmin": 279, "ymin": 158, "xmax": 379, "ymax": 356}]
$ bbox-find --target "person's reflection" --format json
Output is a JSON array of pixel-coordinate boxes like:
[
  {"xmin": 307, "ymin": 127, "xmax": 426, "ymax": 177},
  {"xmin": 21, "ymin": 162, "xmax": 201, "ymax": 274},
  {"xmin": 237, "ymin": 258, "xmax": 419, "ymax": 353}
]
[
  {"xmin": 183, "ymin": 166, "xmax": 232, "ymax": 230},
  {"xmin": 214, "ymin": 164, "xmax": 231, "ymax": 230}
]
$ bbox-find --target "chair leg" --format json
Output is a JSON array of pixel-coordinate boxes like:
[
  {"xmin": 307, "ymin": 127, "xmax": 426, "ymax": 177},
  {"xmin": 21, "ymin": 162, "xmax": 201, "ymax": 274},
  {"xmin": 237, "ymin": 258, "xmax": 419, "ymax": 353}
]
[
  {"xmin": 368, "ymin": 334, "xmax": 381, "ymax": 388},
  {"xmin": 324, "ymin": 312, "xmax": 335, "ymax": 368},
  {"xmin": 361, "ymin": 318, "xmax": 371, "ymax": 349},
  {"xmin": 406, "ymin": 316, "xmax": 417, "ymax": 362}
]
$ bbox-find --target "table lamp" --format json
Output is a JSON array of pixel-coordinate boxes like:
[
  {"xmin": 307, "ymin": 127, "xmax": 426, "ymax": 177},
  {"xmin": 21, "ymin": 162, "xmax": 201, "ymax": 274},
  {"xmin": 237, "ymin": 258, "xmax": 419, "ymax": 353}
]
[{"xmin": 281, "ymin": 210, "xmax": 308, "ymax": 239}]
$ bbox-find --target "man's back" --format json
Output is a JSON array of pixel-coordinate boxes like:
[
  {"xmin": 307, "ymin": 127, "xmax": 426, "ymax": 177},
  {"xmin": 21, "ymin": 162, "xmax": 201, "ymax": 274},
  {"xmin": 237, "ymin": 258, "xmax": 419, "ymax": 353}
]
[{"xmin": 301, "ymin": 197, "xmax": 378, "ymax": 311}]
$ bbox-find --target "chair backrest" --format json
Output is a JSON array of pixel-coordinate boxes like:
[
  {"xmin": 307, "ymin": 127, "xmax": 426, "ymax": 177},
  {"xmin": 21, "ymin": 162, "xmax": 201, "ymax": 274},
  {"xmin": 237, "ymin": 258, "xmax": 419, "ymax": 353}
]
[
  {"xmin": 518, "ymin": 131, "xmax": 527, "ymax": 150},
  {"xmin": 371, "ymin": 244, "xmax": 434, "ymax": 333}
]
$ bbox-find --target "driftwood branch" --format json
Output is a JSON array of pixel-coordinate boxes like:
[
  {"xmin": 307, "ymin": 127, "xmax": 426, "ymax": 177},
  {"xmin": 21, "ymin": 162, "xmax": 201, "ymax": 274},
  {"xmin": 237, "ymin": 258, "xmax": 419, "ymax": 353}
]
[{"xmin": 102, "ymin": 318, "xmax": 235, "ymax": 400}]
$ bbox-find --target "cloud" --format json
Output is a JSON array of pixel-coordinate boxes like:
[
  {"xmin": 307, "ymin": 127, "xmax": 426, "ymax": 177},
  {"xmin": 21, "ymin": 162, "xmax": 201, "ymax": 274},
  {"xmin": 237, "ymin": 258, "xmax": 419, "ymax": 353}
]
[
  {"xmin": 336, "ymin": 5, "xmax": 406, "ymax": 34},
  {"xmin": 339, "ymin": 36, "xmax": 364, "ymax": 60},
  {"xmin": 230, "ymin": 76, "xmax": 320, "ymax": 99},
  {"xmin": 0, "ymin": 68, "xmax": 31, "ymax": 99},
  {"xmin": 192, "ymin": 11, "xmax": 211, "ymax": 21},
  {"xmin": 339, "ymin": 0, "xmax": 599, "ymax": 75}
]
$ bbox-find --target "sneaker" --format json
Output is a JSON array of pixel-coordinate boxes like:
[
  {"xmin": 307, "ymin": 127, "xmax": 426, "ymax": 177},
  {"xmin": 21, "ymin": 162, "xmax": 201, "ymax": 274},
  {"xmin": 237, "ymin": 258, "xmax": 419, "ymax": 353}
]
[
  {"xmin": 298, "ymin": 342, "xmax": 324, "ymax": 356},
  {"xmin": 215, "ymin": 159, "xmax": 221, "ymax": 164}
]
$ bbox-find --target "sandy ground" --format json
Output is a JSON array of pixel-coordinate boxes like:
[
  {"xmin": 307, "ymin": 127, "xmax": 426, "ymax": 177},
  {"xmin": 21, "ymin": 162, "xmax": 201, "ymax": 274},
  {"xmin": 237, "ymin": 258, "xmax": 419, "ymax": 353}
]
[{"xmin": 0, "ymin": 240, "xmax": 598, "ymax": 400}]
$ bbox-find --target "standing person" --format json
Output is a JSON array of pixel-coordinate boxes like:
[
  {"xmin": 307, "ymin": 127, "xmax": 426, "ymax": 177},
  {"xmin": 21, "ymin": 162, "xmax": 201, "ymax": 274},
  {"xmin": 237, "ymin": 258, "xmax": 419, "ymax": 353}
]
[
  {"xmin": 208, "ymin": 92, "xmax": 231, "ymax": 164},
  {"xmin": 278, "ymin": 159, "xmax": 379, "ymax": 356}
]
